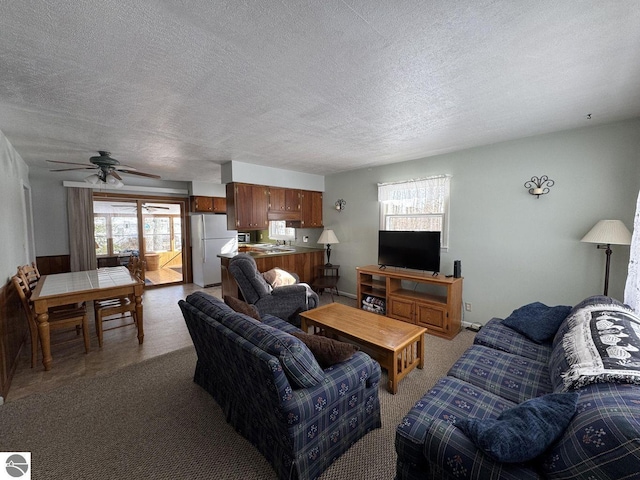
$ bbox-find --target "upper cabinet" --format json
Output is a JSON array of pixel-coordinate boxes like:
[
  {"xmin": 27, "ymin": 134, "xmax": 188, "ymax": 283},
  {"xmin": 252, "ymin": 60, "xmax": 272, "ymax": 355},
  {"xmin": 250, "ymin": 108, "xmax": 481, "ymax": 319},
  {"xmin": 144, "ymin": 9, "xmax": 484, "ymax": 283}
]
[
  {"xmin": 268, "ymin": 187, "xmax": 301, "ymax": 221},
  {"xmin": 191, "ymin": 196, "xmax": 226, "ymax": 213},
  {"xmin": 226, "ymin": 183, "xmax": 269, "ymax": 230},
  {"xmin": 300, "ymin": 190, "xmax": 323, "ymax": 228},
  {"xmin": 226, "ymin": 183, "xmax": 323, "ymax": 230}
]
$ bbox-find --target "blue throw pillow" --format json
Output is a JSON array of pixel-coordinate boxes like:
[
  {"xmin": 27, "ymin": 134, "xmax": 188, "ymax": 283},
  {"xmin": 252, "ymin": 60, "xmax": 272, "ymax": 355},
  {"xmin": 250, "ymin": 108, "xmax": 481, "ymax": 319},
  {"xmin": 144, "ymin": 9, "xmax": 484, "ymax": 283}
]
[
  {"xmin": 457, "ymin": 392, "xmax": 580, "ymax": 463},
  {"xmin": 503, "ymin": 302, "xmax": 572, "ymax": 344}
]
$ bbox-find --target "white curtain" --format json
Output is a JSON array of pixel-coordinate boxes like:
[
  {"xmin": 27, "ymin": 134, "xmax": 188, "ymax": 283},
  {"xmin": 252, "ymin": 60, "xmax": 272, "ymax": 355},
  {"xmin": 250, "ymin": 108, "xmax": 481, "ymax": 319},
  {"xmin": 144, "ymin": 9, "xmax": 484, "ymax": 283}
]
[
  {"xmin": 377, "ymin": 175, "xmax": 451, "ymax": 247},
  {"xmin": 624, "ymin": 190, "xmax": 640, "ymax": 312},
  {"xmin": 67, "ymin": 187, "xmax": 97, "ymax": 272},
  {"xmin": 377, "ymin": 175, "xmax": 449, "ymax": 212}
]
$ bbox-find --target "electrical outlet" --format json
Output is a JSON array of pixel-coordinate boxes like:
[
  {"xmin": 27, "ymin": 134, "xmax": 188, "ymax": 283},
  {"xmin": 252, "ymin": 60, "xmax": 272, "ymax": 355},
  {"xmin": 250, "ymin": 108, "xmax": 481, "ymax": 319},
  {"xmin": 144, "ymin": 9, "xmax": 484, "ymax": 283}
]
[
  {"xmin": 465, "ymin": 302, "xmax": 472, "ymax": 312},
  {"xmin": 303, "ymin": 236, "xmax": 308, "ymax": 243}
]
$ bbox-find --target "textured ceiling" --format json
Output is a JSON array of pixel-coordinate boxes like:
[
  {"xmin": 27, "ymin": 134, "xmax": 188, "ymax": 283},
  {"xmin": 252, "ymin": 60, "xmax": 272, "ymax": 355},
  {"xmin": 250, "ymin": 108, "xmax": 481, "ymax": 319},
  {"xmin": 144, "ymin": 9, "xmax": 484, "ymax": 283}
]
[{"xmin": 1, "ymin": 1, "xmax": 640, "ymax": 183}]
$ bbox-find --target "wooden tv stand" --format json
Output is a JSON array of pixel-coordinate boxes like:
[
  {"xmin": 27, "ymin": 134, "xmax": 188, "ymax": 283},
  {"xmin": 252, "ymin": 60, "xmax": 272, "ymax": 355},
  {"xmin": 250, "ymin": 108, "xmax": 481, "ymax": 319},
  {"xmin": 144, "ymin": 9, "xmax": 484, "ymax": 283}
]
[{"xmin": 356, "ymin": 265, "xmax": 463, "ymax": 340}]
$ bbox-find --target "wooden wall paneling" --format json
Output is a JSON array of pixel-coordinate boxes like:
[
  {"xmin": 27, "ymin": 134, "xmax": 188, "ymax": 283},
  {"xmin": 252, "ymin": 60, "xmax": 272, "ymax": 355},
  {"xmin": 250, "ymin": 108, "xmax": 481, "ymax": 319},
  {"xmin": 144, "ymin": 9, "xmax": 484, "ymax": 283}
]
[
  {"xmin": 36, "ymin": 255, "xmax": 71, "ymax": 275},
  {"xmin": 0, "ymin": 278, "xmax": 28, "ymax": 400}
]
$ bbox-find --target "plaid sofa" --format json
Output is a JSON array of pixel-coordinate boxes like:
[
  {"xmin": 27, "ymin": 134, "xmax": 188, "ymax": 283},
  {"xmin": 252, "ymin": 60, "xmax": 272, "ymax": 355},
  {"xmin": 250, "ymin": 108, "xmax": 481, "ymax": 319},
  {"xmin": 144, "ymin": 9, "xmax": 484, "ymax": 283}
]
[
  {"xmin": 179, "ymin": 292, "xmax": 381, "ymax": 480},
  {"xmin": 396, "ymin": 297, "xmax": 640, "ymax": 479}
]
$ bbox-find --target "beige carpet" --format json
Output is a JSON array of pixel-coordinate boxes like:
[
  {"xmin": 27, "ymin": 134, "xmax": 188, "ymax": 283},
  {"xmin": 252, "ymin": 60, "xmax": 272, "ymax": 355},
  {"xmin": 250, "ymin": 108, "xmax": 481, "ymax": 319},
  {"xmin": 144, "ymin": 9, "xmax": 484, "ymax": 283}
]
[{"xmin": 0, "ymin": 330, "xmax": 475, "ymax": 480}]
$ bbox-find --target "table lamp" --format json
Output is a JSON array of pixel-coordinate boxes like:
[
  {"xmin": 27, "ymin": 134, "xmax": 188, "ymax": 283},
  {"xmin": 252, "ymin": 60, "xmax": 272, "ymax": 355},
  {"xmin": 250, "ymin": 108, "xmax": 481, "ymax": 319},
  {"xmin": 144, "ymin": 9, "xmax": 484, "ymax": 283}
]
[
  {"xmin": 318, "ymin": 229, "xmax": 339, "ymax": 266},
  {"xmin": 581, "ymin": 219, "xmax": 632, "ymax": 296}
]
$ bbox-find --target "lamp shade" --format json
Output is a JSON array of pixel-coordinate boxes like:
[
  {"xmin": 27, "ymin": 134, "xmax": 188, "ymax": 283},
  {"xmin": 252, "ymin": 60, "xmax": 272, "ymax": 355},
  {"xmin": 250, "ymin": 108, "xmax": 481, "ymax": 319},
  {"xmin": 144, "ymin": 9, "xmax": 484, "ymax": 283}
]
[
  {"xmin": 581, "ymin": 220, "xmax": 632, "ymax": 245},
  {"xmin": 318, "ymin": 229, "xmax": 339, "ymax": 244}
]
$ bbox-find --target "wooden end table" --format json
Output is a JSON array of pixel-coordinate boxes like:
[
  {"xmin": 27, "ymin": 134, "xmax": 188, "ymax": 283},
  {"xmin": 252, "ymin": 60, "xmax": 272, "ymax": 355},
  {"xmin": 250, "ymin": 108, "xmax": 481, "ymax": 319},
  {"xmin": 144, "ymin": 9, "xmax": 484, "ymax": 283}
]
[
  {"xmin": 299, "ymin": 303, "xmax": 426, "ymax": 394},
  {"xmin": 311, "ymin": 264, "xmax": 340, "ymax": 301}
]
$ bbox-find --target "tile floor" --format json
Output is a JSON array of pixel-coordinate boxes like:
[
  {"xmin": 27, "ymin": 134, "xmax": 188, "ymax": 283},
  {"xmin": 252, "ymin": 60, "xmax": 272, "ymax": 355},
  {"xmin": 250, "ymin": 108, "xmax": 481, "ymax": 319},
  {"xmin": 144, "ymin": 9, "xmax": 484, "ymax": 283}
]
[{"xmin": 6, "ymin": 283, "xmax": 352, "ymax": 403}]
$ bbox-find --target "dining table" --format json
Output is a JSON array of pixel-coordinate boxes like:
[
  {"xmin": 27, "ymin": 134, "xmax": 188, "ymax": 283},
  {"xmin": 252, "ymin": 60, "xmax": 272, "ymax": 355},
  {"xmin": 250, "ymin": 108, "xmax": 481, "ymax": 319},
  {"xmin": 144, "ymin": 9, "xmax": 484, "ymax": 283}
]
[{"xmin": 30, "ymin": 266, "xmax": 144, "ymax": 370}]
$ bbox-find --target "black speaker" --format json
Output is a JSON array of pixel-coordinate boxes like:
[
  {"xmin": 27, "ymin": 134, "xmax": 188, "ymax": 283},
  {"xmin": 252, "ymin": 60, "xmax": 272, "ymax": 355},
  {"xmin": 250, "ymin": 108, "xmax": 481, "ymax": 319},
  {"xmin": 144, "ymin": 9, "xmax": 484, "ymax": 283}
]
[{"xmin": 453, "ymin": 260, "xmax": 461, "ymax": 278}]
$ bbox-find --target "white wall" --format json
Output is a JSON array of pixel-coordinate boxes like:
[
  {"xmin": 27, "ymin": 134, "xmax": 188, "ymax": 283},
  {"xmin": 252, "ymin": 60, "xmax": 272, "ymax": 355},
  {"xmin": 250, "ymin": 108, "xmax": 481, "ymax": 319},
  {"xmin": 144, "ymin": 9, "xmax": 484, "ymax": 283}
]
[
  {"xmin": 325, "ymin": 119, "xmax": 640, "ymax": 324},
  {"xmin": 0, "ymin": 131, "xmax": 31, "ymax": 282},
  {"xmin": 190, "ymin": 181, "xmax": 226, "ymax": 197},
  {"xmin": 222, "ymin": 161, "xmax": 325, "ymax": 191}
]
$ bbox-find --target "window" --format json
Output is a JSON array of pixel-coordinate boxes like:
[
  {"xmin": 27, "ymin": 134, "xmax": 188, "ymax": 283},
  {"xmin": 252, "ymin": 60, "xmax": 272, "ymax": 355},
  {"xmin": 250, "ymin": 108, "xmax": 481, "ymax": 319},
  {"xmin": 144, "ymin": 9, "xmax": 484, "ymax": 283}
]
[
  {"xmin": 378, "ymin": 175, "xmax": 451, "ymax": 249},
  {"xmin": 112, "ymin": 216, "xmax": 139, "ymax": 252},
  {"xmin": 268, "ymin": 221, "xmax": 295, "ymax": 241},
  {"xmin": 144, "ymin": 216, "xmax": 171, "ymax": 251}
]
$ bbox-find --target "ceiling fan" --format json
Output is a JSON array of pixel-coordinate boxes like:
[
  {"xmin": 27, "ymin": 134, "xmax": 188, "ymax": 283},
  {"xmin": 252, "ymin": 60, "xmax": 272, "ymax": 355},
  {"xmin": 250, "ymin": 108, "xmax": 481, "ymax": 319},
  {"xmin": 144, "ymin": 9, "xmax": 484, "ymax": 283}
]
[
  {"xmin": 47, "ymin": 151, "xmax": 161, "ymax": 185},
  {"xmin": 111, "ymin": 204, "xmax": 171, "ymax": 213}
]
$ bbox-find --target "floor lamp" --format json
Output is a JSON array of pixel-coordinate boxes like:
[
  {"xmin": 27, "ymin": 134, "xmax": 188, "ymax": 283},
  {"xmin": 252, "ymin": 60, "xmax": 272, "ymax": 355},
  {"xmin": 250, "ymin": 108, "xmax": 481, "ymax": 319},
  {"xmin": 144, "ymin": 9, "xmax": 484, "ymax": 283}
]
[{"xmin": 581, "ymin": 219, "xmax": 632, "ymax": 296}]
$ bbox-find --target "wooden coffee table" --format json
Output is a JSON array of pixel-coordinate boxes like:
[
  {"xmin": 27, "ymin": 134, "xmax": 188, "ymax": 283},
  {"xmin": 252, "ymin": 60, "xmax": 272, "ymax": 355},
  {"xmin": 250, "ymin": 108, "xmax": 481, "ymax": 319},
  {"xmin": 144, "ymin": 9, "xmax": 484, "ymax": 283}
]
[{"xmin": 300, "ymin": 303, "xmax": 426, "ymax": 394}]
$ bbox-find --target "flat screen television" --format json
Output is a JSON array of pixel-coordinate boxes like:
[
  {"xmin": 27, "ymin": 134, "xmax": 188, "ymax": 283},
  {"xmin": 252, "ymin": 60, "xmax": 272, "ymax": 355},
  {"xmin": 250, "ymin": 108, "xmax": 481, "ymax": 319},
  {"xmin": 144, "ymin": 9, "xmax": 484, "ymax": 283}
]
[{"xmin": 378, "ymin": 231, "xmax": 441, "ymax": 273}]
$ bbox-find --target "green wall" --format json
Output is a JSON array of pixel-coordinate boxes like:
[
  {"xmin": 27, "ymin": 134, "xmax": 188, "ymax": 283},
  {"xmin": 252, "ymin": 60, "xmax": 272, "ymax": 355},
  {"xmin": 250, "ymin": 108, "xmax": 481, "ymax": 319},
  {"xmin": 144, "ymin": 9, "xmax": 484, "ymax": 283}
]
[{"xmin": 324, "ymin": 119, "xmax": 640, "ymax": 324}]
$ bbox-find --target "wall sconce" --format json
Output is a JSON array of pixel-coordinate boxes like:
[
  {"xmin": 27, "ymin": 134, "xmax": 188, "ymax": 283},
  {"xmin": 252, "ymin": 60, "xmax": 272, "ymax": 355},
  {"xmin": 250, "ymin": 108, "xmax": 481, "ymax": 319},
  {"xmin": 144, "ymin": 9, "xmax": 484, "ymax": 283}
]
[
  {"xmin": 335, "ymin": 199, "xmax": 346, "ymax": 211},
  {"xmin": 524, "ymin": 175, "xmax": 554, "ymax": 198}
]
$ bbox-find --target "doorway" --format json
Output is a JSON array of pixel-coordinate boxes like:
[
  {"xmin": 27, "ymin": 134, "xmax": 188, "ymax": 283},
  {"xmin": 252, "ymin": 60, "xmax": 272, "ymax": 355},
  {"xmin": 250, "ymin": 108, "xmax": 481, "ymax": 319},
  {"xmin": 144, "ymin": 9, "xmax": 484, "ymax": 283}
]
[{"xmin": 93, "ymin": 194, "xmax": 189, "ymax": 287}]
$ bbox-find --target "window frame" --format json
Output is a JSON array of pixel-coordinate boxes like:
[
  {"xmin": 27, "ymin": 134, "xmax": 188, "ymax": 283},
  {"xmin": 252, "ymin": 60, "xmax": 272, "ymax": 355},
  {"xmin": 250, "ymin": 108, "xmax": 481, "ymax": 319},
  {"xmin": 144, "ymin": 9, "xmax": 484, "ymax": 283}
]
[{"xmin": 378, "ymin": 175, "xmax": 451, "ymax": 251}]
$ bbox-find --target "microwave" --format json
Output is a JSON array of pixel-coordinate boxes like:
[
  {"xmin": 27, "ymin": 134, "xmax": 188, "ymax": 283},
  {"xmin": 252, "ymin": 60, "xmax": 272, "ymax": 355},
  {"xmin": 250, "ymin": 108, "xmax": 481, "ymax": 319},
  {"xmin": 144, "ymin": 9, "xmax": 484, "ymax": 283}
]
[{"xmin": 237, "ymin": 232, "xmax": 251, "ymax": 243}]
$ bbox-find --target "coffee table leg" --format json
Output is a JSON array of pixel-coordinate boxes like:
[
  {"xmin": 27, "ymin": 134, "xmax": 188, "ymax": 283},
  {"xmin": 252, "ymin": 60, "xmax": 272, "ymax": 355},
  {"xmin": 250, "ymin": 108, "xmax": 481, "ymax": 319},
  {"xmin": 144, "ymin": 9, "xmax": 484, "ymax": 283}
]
[
  {"xmin": 388, "ymin": 353, "xmax": 398, "ymax": 394},
  {"xmin": 418, "ymin": 334, "xmax": 425, "ymax": 369}
]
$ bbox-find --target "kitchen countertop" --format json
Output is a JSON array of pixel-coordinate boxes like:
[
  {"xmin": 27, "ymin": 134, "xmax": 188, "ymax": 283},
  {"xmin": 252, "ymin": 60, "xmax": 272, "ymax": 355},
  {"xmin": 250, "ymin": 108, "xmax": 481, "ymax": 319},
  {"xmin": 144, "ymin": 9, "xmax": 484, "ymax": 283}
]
[{"xmin": 218, "ymin": 244, "xmax": 324, "ymax": 259}]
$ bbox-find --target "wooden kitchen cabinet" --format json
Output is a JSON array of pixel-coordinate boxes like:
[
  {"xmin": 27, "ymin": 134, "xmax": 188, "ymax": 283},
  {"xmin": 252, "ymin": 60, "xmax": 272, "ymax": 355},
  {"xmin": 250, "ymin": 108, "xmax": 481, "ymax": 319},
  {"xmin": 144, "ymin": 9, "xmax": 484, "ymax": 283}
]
[
  {"xmin": 300, "ymin": 190, "xmax": 323, "ymax": 228},
  {"xmin": 268, "ymin": 187, "xmax": 301, "ymax": 221},
  {"xmin": 226, "ymin": 183, "xmax": 323, "ymax": 230},
  {"xmin": 191, "ymin": 196, "xmax": 227, "ymax": 213},
  {"xmin": 226, "ymin": 183, "xmax": 269, "ymax": 230}
]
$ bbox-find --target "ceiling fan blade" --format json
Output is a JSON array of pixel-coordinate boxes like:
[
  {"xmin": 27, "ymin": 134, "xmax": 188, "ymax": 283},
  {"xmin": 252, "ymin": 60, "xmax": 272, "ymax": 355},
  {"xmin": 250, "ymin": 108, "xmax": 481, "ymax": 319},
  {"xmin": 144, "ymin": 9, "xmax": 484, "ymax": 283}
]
[
  {"xmin": 145, "ymin": 205, "xmax": 170, "ymax": 210},
  {"xmin": 110, "ymin": 170, "xmax": 123, "ymax": 181},
  {"xmin": 118, "ymin": 169, "xmax": 161, "ymax": 179},
  {"xmin": 50, "ymin": 167, "xmax": 96, "ymax": 172},
  {"xmin": 47, "ymin": 159, "xmax": 93, "ymax": 166}
]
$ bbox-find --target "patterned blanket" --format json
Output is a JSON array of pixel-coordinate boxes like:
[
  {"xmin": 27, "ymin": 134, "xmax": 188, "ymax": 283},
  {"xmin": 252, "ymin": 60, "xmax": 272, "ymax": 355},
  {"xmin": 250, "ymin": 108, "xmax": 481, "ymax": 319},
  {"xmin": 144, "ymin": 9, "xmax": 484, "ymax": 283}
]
[{"xmin": 561, "ymin": 303, "xmax": 640, "ymax": 390}]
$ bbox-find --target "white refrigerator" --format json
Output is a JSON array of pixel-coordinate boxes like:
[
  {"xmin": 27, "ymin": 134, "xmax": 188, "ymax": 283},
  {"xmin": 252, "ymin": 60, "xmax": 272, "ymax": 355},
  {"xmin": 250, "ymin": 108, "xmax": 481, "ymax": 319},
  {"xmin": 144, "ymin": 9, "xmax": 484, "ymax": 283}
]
[{"xmin": 191, "ymin": 214, "xmax": 238, "ymax": 287}]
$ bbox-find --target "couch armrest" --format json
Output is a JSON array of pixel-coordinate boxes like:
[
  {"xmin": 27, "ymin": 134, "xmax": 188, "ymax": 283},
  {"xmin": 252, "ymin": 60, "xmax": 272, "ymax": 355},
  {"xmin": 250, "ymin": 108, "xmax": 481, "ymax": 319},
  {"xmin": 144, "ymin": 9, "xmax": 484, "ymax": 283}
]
[
  {"xmin": 406, "ymin": 418, "xmax": 540, "ymax": 480},
  {"xmin": 270, "ymin": 284, "xmax": 308, "ymax": 296},
  {"xmin": 277, "ymin": 351, "xmax": 381, "ymax": 425}
]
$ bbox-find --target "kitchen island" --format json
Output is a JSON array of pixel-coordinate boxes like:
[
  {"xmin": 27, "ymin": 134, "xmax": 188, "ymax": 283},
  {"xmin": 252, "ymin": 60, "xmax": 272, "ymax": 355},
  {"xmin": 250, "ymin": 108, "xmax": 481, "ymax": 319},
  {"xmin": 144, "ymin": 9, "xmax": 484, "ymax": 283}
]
[{"xmin": 219, "ymin": 244, "xmax": 325, "ymax": 299}]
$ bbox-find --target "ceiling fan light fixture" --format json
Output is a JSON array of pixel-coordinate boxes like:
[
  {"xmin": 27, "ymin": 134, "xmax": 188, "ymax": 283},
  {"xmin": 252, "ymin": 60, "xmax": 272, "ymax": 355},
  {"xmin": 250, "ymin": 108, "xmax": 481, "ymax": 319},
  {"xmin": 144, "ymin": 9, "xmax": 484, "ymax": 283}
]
[
  {"xmin": 105, "ymin": 173, "xmax": 124, "ymax": 189},
  {"xmin": 85, "ymin": 174, "xmax": 101, "ymax": 185}
]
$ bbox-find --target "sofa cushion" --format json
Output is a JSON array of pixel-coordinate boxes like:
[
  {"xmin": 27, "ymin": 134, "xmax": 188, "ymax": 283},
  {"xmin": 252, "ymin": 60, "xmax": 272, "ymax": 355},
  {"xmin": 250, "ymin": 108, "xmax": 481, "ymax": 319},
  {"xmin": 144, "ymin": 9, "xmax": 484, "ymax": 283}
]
[
  {"xmin": 224, "ymin": 295, "xmax": 261, "ymax": 321},
  {"xmin": 474, "ymin": 318, "xmax": 553, "ymax": 363},
  {"xmin": 447, "ymin": 345, "xmax": 552, "ymax": 404},
  {"xmin": 457, "ymin": 392, "xmax": 580, "ymax": 463},
  {"xmin": 502, "ymin": 302, "xmax": 571, "ymax": 344},
  {"xmin": 559, "ymin": 302, "xmax": 640, "ymax": 390},
  {"xmin": 292, "ymin": 332, "xmax": 359, "ymax": 368}
]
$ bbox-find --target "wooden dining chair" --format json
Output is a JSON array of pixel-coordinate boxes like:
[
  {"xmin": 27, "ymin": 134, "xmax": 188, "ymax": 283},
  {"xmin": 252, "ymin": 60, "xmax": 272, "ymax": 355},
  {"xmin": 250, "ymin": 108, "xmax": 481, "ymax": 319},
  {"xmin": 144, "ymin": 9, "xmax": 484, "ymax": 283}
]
[
  {"xmin": 17, "ymin": 262, "xmax": 41, "ymax": 290},
  {"xmin": 93, "ymin": 255, "xmax": 145, "ymax": 347},
  {"xmin": 17, "ymin": 264, "xmax": 86, "ymax": 316},
  {"xmin": 12, "ymin": 274, "xmax": 90, "ymax": 368}
]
